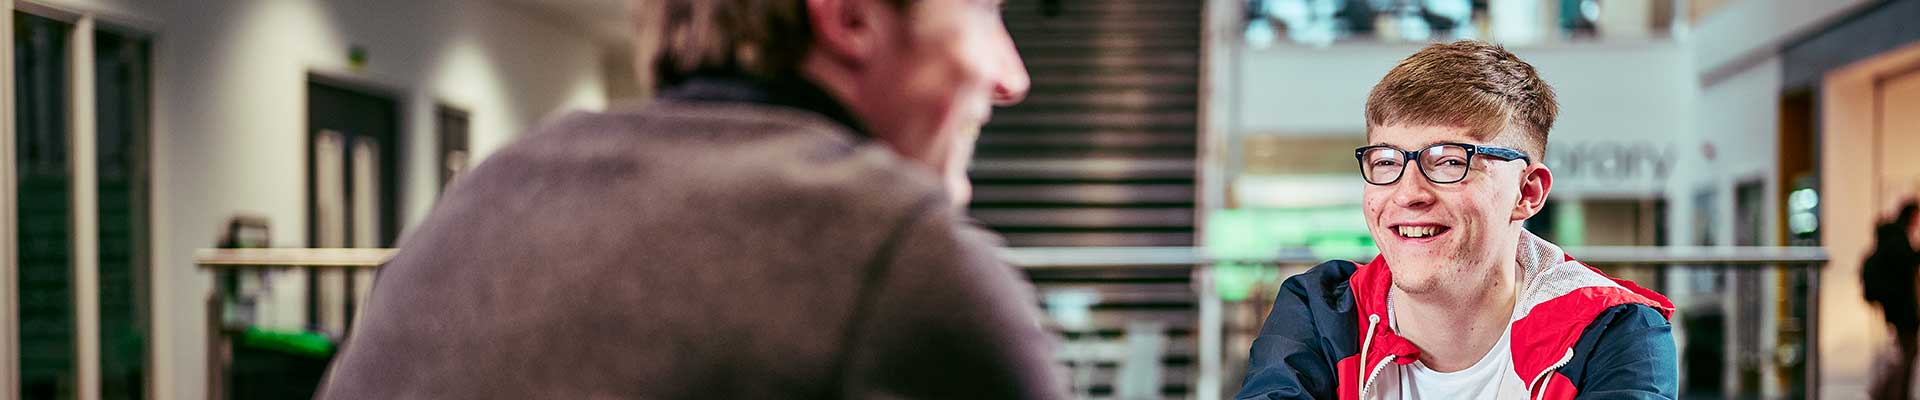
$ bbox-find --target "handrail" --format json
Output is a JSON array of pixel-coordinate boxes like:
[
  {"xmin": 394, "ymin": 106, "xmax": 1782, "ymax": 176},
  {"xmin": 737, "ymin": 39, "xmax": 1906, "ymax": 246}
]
[
  {"xmin": 1001, "ymin": 246, "xmax": 1832, "ymax": 268},
  {"xmin": 194, "ymin": 248, "xmax": 393, "ymax": 268},
  {"xmin": 195, "ymin": 246, "xmax": 1832, "ymax": 269},
  {"xmin": 194, "ymin": 245, "xmax": 1830, "ymax": 400}
]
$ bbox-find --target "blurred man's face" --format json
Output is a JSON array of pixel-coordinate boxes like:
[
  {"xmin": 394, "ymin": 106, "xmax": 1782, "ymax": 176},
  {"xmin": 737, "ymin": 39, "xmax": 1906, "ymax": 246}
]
[
  {"xmin": 855, "ymin": 0, "xmax": 1029, "ymax": 206},
  {"xmin": 1362, "ymin": 125, "xmax": 1536, "ymax": 296}
]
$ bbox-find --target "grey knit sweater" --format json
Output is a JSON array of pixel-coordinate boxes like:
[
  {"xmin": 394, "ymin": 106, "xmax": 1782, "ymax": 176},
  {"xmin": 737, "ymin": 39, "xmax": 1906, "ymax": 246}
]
[{"xmin": 317, "ymin": 94, "xmax": 1063, "ymax": 398}]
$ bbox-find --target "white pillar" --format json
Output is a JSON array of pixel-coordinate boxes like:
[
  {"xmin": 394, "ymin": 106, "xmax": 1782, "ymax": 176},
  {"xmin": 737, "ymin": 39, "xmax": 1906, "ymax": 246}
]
[
  {"xmin": 0, "ymin": 0, "xmax": 18, "ymax": 397},
  {"xmin": 70, "ymin": 15, "xmax": 102, "ymax": 400}
]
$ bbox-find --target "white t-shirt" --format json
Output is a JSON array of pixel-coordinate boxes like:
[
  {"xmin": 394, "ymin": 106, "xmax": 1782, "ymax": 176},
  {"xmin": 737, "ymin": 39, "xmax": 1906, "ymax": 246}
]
[
  {"xmin": 1376, "ymin": 297, "xmax": 1531, "ymax": 400},
  {"xmin": 1383, "ymin": 325, "xmax": 1530, "ymax": 400}
]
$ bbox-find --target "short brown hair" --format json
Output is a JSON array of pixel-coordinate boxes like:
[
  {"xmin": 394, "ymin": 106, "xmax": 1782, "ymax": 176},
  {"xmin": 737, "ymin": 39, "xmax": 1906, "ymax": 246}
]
[
  {"xmin": 633, "ymin": 0, "xmax": 910, "ymax": 87},
  {"xmin": 1365, "ymin": 40, "xmax": 1557, "ymax": 161}
]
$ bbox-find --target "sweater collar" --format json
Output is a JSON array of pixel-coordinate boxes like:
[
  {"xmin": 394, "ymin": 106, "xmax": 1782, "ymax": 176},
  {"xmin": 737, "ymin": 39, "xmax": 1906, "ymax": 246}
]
[{"xmin": 658, "ymin": 71, "xmax": 873, "ymax": 139}]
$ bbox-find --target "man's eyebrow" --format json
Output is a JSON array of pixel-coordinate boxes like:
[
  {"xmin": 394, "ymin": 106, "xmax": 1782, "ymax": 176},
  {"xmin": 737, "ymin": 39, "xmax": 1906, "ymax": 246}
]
[{"xmin": 1362, "ymin": 141, "xmax": 1444, "ymax": 149}]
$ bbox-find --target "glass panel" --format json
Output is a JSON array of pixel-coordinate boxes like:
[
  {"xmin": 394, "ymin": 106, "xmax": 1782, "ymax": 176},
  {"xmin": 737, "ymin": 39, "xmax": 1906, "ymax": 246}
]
[
  {"xmin": 1245, "ymin": 0, "xmax": 1679, "ymax": 47},
  {"xmin": 15, "ymin": 11, "xmax": 75, "ymax": 400},
  {"xmin": 94, "ymin": 27, "xmax": 151, "ymax": 400}
]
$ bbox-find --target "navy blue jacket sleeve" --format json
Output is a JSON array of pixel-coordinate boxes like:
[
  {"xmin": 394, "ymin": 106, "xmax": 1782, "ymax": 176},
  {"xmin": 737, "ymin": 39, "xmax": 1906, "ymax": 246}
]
[
  {"xmin": 1235, "ymin": 262, "xmax": 1357, "ymax": 400},
  {"xmin": 1564, "ymin": 304, "xmax": 1679, "ymax": 400}
]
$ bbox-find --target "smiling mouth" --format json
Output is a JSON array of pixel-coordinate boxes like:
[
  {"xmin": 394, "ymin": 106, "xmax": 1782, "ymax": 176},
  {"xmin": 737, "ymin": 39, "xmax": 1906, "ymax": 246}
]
[{"xmin": 1393, "ymin": 224, "xmax": 1451, "ymax": 239}]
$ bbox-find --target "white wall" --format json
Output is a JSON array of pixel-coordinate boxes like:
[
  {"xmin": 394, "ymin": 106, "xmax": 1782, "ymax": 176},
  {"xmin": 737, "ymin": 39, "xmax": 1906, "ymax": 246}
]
[
  {"xmin": 22, "ymin": 0, "xmax": 608, "ymax": 399},
  {"xmin": 1686, "ymin": 55, "xmax": 1788, "ymax": 395},
  {"xmin": 1689, "ymin": 0, "xmax": 1876, "ymax": 82},
  {"xmin": 1689, "ymin": 56, "xmax": 1781, "ymax": 247}
]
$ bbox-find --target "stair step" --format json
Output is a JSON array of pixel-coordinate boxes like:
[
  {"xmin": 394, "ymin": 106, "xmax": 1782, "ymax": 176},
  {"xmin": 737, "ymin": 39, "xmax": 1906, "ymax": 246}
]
[
  {"xmin": 970, "ymin": 183, "xmax": 1193, "ymax": 206},
  {"xmin": 969, "ymin": 157, "xmax": 1196, "ymax": 180},
  {"xmin": 977, "ymin": 130, "xmax": 1195, "ymax": 148},
  {"xmin": 1003, "ymin": 232, "xmax": 1196, "ymax": 247},
  {"xmin": 971, "ymin": 207, "xmax": 1195, "ymax": 229}
]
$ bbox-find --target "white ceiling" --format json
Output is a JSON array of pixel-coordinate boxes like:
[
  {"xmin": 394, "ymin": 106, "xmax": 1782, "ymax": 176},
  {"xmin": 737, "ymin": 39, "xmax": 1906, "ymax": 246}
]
[{"xmin": 493, "ymin": 0, "xmax": 634, "ymax": 45}]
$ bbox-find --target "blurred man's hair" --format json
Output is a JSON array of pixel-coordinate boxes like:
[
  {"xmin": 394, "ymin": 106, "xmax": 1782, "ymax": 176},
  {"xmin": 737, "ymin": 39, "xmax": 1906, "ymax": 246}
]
[
  {"xmin": 1365, "ymin": 40, "xmax": 1558, "ymax": 161},
  {"xmin": 634, "ymin": 0, "xmax": 911, "ymax": 87}
]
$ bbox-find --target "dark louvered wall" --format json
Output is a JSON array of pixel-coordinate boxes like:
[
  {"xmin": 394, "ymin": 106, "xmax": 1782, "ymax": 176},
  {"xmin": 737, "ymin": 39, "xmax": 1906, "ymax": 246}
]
[{"xmin": 971, "ymin": 0, "xmax": 1200, "ymax": 248}]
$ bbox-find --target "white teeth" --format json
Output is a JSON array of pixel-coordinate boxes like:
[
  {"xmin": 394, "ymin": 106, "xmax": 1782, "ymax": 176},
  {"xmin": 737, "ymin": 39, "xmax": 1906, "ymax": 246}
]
[{"xmin": 1397, "ymin": 226, "xmax": 1440, "ymax": 238}]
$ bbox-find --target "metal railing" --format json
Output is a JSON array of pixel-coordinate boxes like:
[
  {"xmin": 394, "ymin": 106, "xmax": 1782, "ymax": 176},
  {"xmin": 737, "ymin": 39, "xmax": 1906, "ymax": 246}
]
[
  {"xmin": 1007, "ymin": 245, "xmax": 1830, "ymax": 400},
  {"xmin": 1003, "ymin": 245, "xmax": 1832, "ymax": 267}
]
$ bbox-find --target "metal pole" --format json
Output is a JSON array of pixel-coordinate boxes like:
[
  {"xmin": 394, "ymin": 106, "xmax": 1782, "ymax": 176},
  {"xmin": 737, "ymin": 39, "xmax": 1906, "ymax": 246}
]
[
  {"xmin": 1808, "ymin": 264, "xmax": 1820, "ymax": 400},
  {"xmin": 1196, "ymin": 264, "xmax": 1222, "ymax": 400}
]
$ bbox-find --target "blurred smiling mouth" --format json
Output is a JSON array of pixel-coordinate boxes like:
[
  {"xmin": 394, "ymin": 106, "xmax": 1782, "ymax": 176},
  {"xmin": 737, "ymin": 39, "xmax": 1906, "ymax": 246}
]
[{"xmin": 1391, "ymin": 224, "xmax": 1451, "ymax": 239}]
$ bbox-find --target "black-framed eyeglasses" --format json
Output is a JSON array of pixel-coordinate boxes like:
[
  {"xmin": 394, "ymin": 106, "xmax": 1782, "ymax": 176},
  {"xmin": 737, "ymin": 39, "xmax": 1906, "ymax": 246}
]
[{"xmin": 1354, "ymin": 143, "xmax": 1530, "ymax": 185}]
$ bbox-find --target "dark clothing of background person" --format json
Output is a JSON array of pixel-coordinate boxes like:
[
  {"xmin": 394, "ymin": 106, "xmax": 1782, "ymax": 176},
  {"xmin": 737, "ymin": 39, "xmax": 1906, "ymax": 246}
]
[
  {"xmin": 1864, "ymin": 202, "xmax": 1920, "ymax": 400},
  {"xmin": 315, "ymin": 75, "xmax": 1064, "ymax": 399}
]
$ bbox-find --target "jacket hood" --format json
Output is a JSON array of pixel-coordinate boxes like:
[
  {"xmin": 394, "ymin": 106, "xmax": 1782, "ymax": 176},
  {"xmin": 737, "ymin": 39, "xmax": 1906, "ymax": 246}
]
[{"xmin": 1345, "ymin": 229, "xmax": 1674, "ymax": 393}]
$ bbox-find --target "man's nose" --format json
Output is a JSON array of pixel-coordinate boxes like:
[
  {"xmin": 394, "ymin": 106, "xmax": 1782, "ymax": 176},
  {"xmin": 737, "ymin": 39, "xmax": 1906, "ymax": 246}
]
[
  {"xmin": 991, "ymin": 33, "xmax": 1030, "ymax": 106},
  {"xmin": 1391, "ymin": 171, "xmax": 1439, "ymax": 209}
]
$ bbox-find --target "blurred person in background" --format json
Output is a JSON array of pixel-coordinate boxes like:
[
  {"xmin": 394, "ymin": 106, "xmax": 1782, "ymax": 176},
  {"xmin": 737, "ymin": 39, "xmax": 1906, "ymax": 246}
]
[
  {"xmin": 1235, "ymin": 41, "xmax": 1677, "ymax": 399},
  {"xmin": 1864, "ymin": 200, "xmax": 1920, "ymax": 400},
  {"xmin": 316, "ymin": 0, "xmax": 1064, "ymax": 398}
]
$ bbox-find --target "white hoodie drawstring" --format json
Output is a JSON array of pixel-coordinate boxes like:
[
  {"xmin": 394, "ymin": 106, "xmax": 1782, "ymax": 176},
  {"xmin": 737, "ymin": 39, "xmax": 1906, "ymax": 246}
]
[{"xmin": 1357, "ymin": 314, "xmax": 1382, "ymax": 399}]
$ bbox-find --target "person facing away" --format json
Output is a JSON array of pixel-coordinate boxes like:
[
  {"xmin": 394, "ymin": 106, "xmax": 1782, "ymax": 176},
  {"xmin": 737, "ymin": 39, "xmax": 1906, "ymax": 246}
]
[
  {"xmin": 317, "ymin": 0, "xmax": 1067, "ymax": 398},
  {"xmin": 1235, "ymin": 41, "xmax": 1678, "ymax": 400},
  {"xmin": 1864, "ymin": 201, "xmax": 1920, "ymax": 399}
]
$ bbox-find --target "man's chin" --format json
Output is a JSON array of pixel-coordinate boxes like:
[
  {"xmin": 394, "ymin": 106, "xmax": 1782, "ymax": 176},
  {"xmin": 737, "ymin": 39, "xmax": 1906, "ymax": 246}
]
[
  {"xmin": 944, "ymin": 177, "xmax": 971, "ymax": 208},
  {"xmin": 1383, "ymin": 256, "xmax": 1450, "ymax": 292},
  {"xmin": 1390, "ymin": 275, "xmax": 1444, "ymax": 296}
]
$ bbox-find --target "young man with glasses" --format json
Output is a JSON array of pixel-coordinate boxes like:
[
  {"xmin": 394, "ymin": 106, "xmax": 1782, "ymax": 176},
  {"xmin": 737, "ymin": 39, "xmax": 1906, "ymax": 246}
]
[{"xmin": 1236, "ymin": 41, "xmax": 1678, "ymax": 399}]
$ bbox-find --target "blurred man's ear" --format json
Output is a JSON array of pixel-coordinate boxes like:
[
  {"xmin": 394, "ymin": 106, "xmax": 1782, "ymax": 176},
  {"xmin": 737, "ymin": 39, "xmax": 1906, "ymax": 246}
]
[
  {"xmin": 806, "ymin": 0, "xmax": 892, "ymax": 67},
  {"xmin": 1512, "ymin": 163, "xmax": 1553, "ymax": 222}
]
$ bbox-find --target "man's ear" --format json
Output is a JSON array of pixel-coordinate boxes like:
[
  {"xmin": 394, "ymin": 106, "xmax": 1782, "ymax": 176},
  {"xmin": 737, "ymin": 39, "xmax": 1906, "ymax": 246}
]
[
  {"xmin": 1513, "ymin": 163, "xmax": 1553, "ymax": 222},
  {"xmin": 806, "ymin": 0, "xmax": 887, "ymax": 66}
]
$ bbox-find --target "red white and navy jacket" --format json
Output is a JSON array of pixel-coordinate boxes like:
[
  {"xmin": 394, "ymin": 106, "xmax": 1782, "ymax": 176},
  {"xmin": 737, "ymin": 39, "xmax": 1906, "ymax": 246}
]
[{"xmin": 1237, "ymin": 230, "xmax": 1678, "ymax": 400}]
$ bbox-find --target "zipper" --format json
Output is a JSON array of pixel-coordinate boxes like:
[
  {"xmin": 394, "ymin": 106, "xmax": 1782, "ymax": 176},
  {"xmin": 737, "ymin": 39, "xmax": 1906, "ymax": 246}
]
[
  {"xmin": 1528, "ymin": 349, "xmax": 1575, "ymax": 400},
  {"xmin": 1357, "ymin": 354, "xmax": 1396, "ymax": 400}
]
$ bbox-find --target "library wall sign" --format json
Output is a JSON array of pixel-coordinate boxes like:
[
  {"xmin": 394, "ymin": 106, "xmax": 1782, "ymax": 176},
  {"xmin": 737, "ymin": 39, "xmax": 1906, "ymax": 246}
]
[{"xmin": 1549, "ymin": 141, "xmax": 1678, "ymax": 184}]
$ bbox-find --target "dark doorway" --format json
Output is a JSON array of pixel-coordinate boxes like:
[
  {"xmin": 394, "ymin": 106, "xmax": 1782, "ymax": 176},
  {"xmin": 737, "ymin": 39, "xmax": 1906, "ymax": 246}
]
[
  {"xmin": 307, "ymin": 77, "xmax": 400, "ymax": 250},
  {"xmin": 15, "ymin": 10, "xmax": 76, "ymax": 400},
  {"xmin": 94, "ymin": 24, "xmax": 153, "ymax": 400},
  {"xmin": 305, "ymin": 76, "xmax": 400, "ymax": 333}
]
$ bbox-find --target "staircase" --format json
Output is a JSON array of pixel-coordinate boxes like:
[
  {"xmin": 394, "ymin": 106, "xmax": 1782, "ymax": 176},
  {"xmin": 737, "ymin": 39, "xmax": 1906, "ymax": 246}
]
[
  {"xmin": 971, "ymin": 0, "xmax": 1206, "ymax": 398},
  {"xmin": 973, "ymin": 0, "xmax": 1201, "ymax": 248}
]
